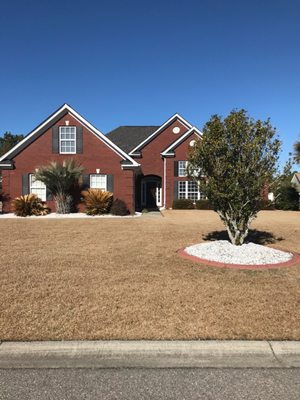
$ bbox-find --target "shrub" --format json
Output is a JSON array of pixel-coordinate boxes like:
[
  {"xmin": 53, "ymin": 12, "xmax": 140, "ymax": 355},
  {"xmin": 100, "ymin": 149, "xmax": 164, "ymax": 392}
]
[
  {"xmin": 110, "ymin": 199, "xmax": 129, "ymax": 216},
  {"xmin": 81, "ymin": 189, "xmax": 113, "ymax": 215},
  {"xmin": 275, "ymin": 185, "xmax": 299, "ymax": 210},
  {"xmin": 172, "ymin": 199, "xmax": 194, "ymax": 209},
  {"xmin": 258, "ymin": 199, "xmax": 275, "ymax": 210},
  {"xmin": 195, "ymin": 199, "xmax": 213, "ymax": 210},
  {"xmin": 11, "ymin": 194, "xmax": 50, "ymax": 217}
]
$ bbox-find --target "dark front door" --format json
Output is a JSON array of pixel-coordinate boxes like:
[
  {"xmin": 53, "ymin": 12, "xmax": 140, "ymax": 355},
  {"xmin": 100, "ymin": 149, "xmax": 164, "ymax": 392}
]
[{"xmin": 146, "ymin": 181, "xmax": 157, "ymax": 209}]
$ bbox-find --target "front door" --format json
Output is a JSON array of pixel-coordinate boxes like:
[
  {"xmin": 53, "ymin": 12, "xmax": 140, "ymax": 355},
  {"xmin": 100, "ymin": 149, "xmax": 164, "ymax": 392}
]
[{"xmin": 141, "ymin": 178, "xmax": 162, "ymax": 209}]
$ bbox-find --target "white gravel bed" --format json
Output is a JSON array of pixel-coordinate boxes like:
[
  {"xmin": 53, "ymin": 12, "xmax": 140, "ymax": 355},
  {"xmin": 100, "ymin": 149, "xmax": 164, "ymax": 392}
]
[
  {"xmin": 185, "ymin": 240, "xmax": 293, "ymax": 265},
  {"xmin": 0, "ymin": 212, "xmax": 141, "ymax": 219}
]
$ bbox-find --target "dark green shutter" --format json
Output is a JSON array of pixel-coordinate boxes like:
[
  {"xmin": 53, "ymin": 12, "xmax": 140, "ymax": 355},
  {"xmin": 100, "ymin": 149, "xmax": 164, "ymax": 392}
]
[
  {"xmin": 107, "ymin": 174, "xmax": 114, "ymax": 192},
  {"xmin": 82, "ymin": 174, "xmax": 90, "ymax": 190},
  {"xmin": 174, "ymin": 161, "xmax": 178, "ymax": 177},
  {"xmin": 76, "ymin": 126, "xmax": 83, "ymax": 153},
  {"xmin": 22, "ymin": 174, "xmax": 29, "ymax": 195},
  {"xmin": 173, "ymin": 180, "xmax": 178, "ymax": 200},
  {"xmin": 46, "ymin": 188, "xmax": 53, "ymax": 201},
  {"xmin": 52, "ymin": 126, "xmax": 59, "ymax": 153}
]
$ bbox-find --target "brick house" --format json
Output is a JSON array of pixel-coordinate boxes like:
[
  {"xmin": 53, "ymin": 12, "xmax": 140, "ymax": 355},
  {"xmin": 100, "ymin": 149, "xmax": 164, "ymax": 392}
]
[{"xmin": 0, "ymin": 104, "xmax": 203, "ymax": 213}]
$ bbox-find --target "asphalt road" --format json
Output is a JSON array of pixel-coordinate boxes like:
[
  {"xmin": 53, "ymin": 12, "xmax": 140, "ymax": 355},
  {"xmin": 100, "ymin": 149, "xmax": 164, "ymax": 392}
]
[{"xmin": 0, "ymin": 368, "xmax": 299, "ymax": 400}]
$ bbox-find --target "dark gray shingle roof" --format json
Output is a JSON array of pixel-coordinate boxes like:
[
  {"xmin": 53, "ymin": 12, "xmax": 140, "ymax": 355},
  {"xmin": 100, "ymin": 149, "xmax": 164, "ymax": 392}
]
[{"xmin": 106, "ymin": 126, "xmax": 159, "ymax": 154}]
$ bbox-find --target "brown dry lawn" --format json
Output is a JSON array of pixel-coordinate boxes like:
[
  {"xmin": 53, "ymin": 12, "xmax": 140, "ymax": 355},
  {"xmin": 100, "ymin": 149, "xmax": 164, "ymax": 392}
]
[{"xmin": 0, "ymin": 210, "xmax": 299, "ymax": 341}]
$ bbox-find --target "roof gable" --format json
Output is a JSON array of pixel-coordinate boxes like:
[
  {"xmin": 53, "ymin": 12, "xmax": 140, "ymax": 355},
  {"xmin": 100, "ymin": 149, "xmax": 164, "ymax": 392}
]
[
  {"xmin": 0, "ymin": 104, "xmax": 139, "ymax": 167},
  {"xmin": 128, "ymin": 113, "xmax": 193, "ymax": 156},
  {"xmin": 161, "ymin": 127, "xmax": 202, "ymax": 156}
]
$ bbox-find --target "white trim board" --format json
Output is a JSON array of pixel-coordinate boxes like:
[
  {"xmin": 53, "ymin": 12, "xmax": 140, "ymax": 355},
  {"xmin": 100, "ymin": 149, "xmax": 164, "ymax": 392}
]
[
  {"xmin": 161, "ymin": 127, "xmax": 202, "ymax": 156},
  {"xmin": 128, "ymin": 113, "xmax": 193, "ymax": 156},
  {"xmin": 0, "ymin": 104, "xmax": 140, "ymax": 167}
]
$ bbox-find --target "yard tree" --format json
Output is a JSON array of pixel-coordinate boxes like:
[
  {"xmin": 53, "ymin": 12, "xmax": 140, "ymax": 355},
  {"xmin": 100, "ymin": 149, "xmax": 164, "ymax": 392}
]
[
  {"xmin": 0, "ymin": 132, "xmax": 24, "ymax": 157},
  {"xmin": 0, "ymin": 132, "xmax": 24, "ymax": 192},
  {"xmin": 294, "ymin": 140, "xmax": 300, "ymax": 164},
  {"xmin": 188, "ymin": 109, "xmax": 281, "ymax": 245}
]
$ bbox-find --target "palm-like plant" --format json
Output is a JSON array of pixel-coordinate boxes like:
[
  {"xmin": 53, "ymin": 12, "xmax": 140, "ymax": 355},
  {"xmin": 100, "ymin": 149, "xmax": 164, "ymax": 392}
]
[
  {"xmin": 81, "ymin": 189, "xmax": 113, "ymax": 215},
  {"xmin": 12, "ymin": 194, "xmax": 49, "ymax": 217},
  {"xmin": 34, "ymin": 159, "xmax": 84, "ymax": 214}
]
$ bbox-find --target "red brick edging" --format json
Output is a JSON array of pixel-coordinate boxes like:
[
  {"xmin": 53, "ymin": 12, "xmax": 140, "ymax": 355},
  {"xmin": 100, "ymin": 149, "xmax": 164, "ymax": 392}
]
[{"xmin": 177, "ymin": 246, "xmax": 300, "ymax": 270}]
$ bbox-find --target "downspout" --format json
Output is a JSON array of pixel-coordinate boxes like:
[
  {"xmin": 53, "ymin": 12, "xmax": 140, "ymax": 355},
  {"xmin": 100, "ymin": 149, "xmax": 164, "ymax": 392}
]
[{"xmin": 163, "ymin": 157, "xmax": 166, "ymax": 208}]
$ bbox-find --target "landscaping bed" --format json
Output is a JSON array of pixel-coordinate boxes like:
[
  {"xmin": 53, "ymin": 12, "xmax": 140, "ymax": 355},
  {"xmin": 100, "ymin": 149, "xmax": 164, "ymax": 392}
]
[{"xmin": 0, "ymin": 210, "xmax": 299, "ymax": 341}]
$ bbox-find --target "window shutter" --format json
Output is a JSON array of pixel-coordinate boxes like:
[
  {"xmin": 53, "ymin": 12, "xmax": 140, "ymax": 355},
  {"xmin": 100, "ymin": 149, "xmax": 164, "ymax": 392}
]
[
  {"xmin": 82, "ymin": 174, "xmax": 90, "ymax": 190},
  {"xmin": 76, "ymin": 126, "xmax": 83, "ymax": 154},
  {"xmin": 107, "ymin": 174, "xmax": 114, "ymax": 192},
  {"xmin": 173, "ymin": 181, "xmax": 178, "ymax": 200},
  {"xmin": 22, "ymin": 174, "xmax": 29, "ymax": 195},
  {"xmin": 52, "ymin": 126, "xmax": 59, "ymax": 153},
  {"xmin": 46, "ymin": 188, "xmax": 53, "ymax": 201},
  {"xmin": 174, "ymin": 161, "xmax": 178, "ymax": 177}
]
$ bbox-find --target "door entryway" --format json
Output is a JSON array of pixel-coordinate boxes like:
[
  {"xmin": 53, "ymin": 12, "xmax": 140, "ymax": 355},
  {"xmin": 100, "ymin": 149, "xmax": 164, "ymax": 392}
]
[{"xmin": 141, "ymin": 175, "xmax": 162, "ymax": 210}]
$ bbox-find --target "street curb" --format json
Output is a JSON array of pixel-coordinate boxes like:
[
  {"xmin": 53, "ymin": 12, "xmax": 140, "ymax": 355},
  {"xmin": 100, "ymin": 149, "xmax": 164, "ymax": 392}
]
[{"xmin": 0, "ymin": 340, "xmax": 299, "ymax": 369}]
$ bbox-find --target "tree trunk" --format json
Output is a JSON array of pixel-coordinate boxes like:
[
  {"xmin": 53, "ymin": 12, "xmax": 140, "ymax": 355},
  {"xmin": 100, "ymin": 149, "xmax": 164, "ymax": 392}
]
[
  {"xmin": 217, "ymin": 211, "xmax": 253, "ymax": 245},
  {"xmin": 54, "ymin": 193, "xmax": 72, "ymax": 214}
]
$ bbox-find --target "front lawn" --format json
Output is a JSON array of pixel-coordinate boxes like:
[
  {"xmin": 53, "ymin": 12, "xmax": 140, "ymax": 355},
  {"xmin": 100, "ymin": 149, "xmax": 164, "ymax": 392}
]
[{"xmin": 0, "ymin": 210, "xmax": 299, "ymax": 340}]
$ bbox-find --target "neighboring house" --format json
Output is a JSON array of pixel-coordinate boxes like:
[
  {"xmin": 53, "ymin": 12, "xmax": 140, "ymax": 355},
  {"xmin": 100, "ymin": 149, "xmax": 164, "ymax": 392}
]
[
  {"xmin": 0, "ymin": 104, "xmax": 202, "ymax": 213},
  {"xmin": 291, "ymin": 173, "xmax": 300, "ymax": 193}
]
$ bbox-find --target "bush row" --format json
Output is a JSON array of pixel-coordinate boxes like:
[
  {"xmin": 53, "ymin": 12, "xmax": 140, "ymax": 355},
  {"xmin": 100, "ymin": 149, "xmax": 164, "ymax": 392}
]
[
  {"xmin": 11, "ymin": 189, "xmax": 129, "ymax": 217},
  {"xmin": 172, "ymin": 199, "xmax": 214, "ymax": 210}
]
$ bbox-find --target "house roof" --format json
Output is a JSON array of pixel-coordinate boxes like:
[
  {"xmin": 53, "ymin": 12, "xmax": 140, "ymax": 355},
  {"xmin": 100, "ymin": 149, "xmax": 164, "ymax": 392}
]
[
  {"xmin": 106, "ymin": 126, "xmax": 159, "ymax": 154},
  {"xmin": 0, "ymin": 104, "xmax": 140, "ymax": 168}
]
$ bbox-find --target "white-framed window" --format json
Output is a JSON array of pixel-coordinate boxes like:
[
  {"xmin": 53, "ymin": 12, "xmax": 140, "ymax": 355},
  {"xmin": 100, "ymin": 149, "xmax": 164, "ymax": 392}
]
[
  {"xmin": 59, "ymin": 126, "xmax": 76, "ymax": 154},
  {"xmin": 178, "ymin": 160, "xmax": 202, "ymax": 178},
  {"xmin": 178, "ymin": 161, "xmax": 188, "ymax": 177},
  {"xmin": 30, "ymin": 174, "xmax": 47, "ymax": 201},
  {"xmin": 90, "ymin": 174, "xmax": 107, "ymax": 190},
  {"xmin": 178, "ymin": 180, "xmax": 206, "ymax": 202}
]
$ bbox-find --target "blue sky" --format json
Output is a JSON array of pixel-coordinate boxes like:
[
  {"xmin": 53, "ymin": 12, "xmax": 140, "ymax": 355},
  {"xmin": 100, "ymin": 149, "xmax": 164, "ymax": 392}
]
[{"xmin": 0, "ymin": 0, "xmax": 299, "ymax": 167}]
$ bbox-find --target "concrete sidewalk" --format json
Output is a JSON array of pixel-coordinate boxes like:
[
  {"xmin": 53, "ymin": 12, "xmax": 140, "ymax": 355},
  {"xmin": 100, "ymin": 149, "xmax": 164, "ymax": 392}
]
[{"xmin": 0, "ymin": 340, "xmax": 299, "ymax": 369}]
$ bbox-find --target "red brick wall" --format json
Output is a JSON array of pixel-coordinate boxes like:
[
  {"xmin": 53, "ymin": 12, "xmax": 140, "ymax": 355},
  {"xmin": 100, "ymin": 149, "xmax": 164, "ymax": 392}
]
[{"xmin": 3, "ymin": 112, "xmax": 135, "ymax": 213}]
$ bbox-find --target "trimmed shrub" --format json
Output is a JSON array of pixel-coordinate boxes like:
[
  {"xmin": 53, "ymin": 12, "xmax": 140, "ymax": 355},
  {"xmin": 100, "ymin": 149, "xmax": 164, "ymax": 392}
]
[
  {"xmin": 275, "ymin": 185, "xmax": 299, "ymax": 210},
  {"xmin": 110, "ymin": 199, "xmax": 129, "ymax": 216},
  {"xmin": 81, "ymin": 189, "xmax": 113, "ymax": 215},
  {"xmin": 11, "ymin": 194, "xmax": 50, "ymax": 217},
  {"xmin": 172, "ymin": 199, "xmax": 194, "ymax": 209},
  {"xmin": 258, "ymin": 199, "xmax": 275, "ymax": 210},
  {"xmin": 195, "ymin": 199, "xmax": 213, "ymax": 210}
]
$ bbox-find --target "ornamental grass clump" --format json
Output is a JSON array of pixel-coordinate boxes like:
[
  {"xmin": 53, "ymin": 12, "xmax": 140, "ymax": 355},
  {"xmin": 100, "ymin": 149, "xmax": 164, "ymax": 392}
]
[
  {"xmin": 81, "ymin": 189, "xmax": 113, "ymax": 215},
  {"xmin": 12, "ymin": 194, "xmax": 49, "ymax": 217}
]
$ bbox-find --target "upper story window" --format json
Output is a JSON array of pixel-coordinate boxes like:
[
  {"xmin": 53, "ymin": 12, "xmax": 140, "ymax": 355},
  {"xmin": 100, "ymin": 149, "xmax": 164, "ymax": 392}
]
[
  {"xmin": 178, "ymin": 161, "xmax": 188, "ymax": 177},
  {"xmin": 59, "ymin": 126, "xmax": 76, "ymax": 154},
  {"xmin": 30, "ymin": 174, "xmax": 46, "ymax": 201},
  {"xmin": 90, "ymin": 174, "xmax": 107, "ymax": 191}
]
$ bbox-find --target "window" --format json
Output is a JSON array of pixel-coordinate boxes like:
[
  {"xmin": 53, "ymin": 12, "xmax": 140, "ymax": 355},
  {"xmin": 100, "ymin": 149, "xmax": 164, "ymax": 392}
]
[
  {"xmin": 178, "ymin": 180, "xmax": 206, "ymax": 202},
  {"xmin": 178, "ymin": 161, "xmax": 188, "ymax": 177},
  {"xmin": 90, "ymin": 174, "xmax": 107, "ymax": 190},
  {"xmin": 30, "ymin": 174, "xmax": 46, "ymax": 201},
  {"xmin": 178, "ymin": 160, "xmax": 201, "ymax": 178},
  {"xmin": 59, "ymin": 126, "xmax": 76, "ymax": 154}
]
